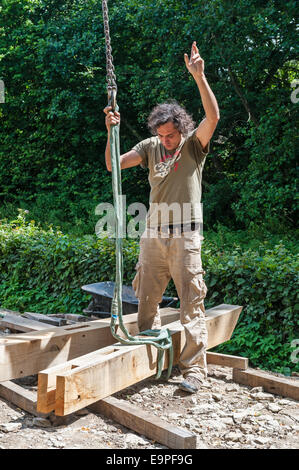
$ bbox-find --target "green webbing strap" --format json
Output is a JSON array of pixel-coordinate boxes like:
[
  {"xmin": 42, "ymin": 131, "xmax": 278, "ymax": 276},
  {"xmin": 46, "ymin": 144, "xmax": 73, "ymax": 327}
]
[
  {"xmin": 108, "ymin": 106, "xmax": 173, "ymax": 380},
  {"xmin": 101, "ymin": 0, "xmax": 173, "ymax": 379}
]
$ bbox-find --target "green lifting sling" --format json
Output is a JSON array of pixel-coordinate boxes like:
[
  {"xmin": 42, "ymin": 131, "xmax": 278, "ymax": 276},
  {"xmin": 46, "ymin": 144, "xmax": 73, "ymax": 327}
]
[{"xmin": 101, "ymin": 0, "xmax": 173, "ymax": 380}]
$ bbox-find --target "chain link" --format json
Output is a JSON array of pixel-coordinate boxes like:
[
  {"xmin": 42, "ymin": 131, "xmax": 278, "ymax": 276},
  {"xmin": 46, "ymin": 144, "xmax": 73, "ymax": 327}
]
[{"xmin": 102, "ymin": 0, "xmax": 117, "ymax": 93}]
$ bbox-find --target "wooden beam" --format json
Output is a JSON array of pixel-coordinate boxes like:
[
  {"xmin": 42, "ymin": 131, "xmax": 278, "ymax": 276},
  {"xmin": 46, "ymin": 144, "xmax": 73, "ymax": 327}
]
[
  {"xmin": 204, "ymin": 304, "xmax": 242, "ymax": 348},
  {"xmin": 47, "ymin": 313, "xmax": 89, "ymax": 323},
  {"xmin": 37, "ymin": 347, "xmax": 121, "ymax": 414},
  {"xmin": 0, "ymin": 379, "xmax": 196, "ymax": 448},
  {"xmin": 0, "ymin": 308, "xmax": 180, "ymax": 382},
  {"xmin": 233, "ymin": 368, "xmax": 299, "ymax": 401},
  {"xmin": 38, "ymin": 304, "xmax": 242, "ymax": 416},
  {"xmin": 37, "ymin": 324, "xmax": 183, "ymax": 415},
  {"xmin": 23, "ymin": 311, "xmax": 67, "ymax": 327},
  {"xmin": 0, "ymin": 313, "xmax": 51, "ymax": 333},
  {"xmin": 37, "ymin": 304, "xmax": 242, "ymax": 414},
  {"xmin": 89, "ymin": 396, "xmax": 196, "ymax": 449},
  {"xmin": 0, "ymin": 308, "xmax": 22, "ymax": 316},
  {"xmin": 0, "ymin": 381, "xmax": 73, "ymax": 427},
  {"xmin": 0, "ymin": 380, "xmax": 49, "ymax": 417},
  {"xmin": 207, "ymin": 352, "xmax": 248, "ymax": 370},
  {"xmin": 56, "ymin": 322, "xmax": 183, "ymax": 416}
]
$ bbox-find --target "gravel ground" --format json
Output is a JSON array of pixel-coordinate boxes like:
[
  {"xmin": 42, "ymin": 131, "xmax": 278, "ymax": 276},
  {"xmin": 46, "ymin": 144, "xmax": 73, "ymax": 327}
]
[{"xmin": 0, "ymin": 364, "xmax": 298, "ymax": 451}]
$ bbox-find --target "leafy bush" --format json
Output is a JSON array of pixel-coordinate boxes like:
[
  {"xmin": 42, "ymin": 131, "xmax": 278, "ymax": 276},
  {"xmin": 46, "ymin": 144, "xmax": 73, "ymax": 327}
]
[
  {"xmin": 0, "ymin": 209, "xmax": 139, "ymax": 313},
  {"xmin": 202, "ymin": 235, "xmax": 299, "ymax": 374}
]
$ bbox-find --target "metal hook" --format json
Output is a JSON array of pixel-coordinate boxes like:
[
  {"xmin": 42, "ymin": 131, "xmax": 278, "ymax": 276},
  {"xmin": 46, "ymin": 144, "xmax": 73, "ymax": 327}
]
[{"xmin": 107, "ymin": 87, "xmax": 117, "ymax": 112}]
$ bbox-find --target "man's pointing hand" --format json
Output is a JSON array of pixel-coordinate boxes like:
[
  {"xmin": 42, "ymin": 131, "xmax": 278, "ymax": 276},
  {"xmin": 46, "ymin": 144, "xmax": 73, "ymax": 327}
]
[{"xmin": 184, "ymin": 41, "xmax": 205, "ymax": 78}]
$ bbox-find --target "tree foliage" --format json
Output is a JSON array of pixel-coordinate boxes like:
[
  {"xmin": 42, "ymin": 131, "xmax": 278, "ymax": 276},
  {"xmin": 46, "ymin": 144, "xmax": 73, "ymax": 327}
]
[{"xmin": 0, "ymin": 0, "xmax": 298, "ymax": 234}]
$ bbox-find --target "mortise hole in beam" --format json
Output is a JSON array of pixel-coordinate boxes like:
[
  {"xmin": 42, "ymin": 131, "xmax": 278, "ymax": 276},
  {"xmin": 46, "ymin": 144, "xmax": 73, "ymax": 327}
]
[
  {"xmin": 68, "ymin": 348, "xmax": 121, "ymax": 370},
  {"xmin": 64, "ymin": 324, "xmax": 90, "ymax": 331},
  {"xmin": 98, "ymin": 347, "xmax": 119, "ymax": 356}
]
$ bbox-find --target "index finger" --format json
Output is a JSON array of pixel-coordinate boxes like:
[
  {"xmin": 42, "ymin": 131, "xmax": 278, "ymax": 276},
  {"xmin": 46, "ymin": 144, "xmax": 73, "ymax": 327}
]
[
  {"xmin": 191, "ymin": 41, "xmax": 199, "ymax": 57},
  {"xmin": 103, "ymin": 106, "xmax": 112, "ymax": 115}
]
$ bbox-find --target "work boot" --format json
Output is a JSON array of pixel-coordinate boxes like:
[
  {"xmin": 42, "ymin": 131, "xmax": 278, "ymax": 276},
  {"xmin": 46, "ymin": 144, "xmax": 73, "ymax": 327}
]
[{"xmin": 179, "ymin": 376, "xmax": 204, "ymax": 393}]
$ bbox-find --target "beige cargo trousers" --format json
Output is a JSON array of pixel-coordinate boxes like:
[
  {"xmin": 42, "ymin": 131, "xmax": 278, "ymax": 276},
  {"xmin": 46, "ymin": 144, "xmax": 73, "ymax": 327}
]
[{"xmin": 132, "ymin": 227, "xmax": 208, "ymax": 381}]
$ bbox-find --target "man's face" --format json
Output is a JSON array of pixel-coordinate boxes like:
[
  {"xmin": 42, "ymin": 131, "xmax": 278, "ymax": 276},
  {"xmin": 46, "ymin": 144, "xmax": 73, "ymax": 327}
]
[{"xmin": 157, "ymin": 121, "xmax": 182, "ymax": 152}]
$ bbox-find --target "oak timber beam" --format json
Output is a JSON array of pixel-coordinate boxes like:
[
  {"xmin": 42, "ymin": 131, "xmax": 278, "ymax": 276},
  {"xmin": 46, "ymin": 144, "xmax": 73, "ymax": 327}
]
[
  {"xmin": 23, "ymin": 311, "xmax": 67, "ymax": 327},
  {"xmin": 0, "ymin": 308, "xmax": 23, "ymax": 317},
  {"xmin": 0, "ymin": 313, "xmax": 51, "ymax": 333},
  {"xmin": 0, "ymin": 381, "xmax": 73, "ymax": 427},
  {"xmin": 233, "ymin": 368, "xmax": 299, "ymax": 401},
  {"xmin": 0, "ymin": 308, "xmax": 179, "ymax": 382},
  {"xmin": 207, "ymin": 352, "xmax": 248, "ymax": 370},
  {"xmin": 0, "ymin": 379, "xmax": 196, "ymax": 448},
  {"xmin": 89, "ymin": 396, "xmax": 196, "ymax": 449},
  {"xmin": 0, "ymin": 380, "xmax": 49, "ymax": 417},
  {"xmin": 38, "ymin": 305, "xmax": 243, "ymax": 415}
]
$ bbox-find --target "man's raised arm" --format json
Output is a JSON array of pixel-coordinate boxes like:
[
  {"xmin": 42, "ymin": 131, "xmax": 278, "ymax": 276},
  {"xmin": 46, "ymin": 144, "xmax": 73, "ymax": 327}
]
[
  {"xmin": 103, "ymin": 106, "xmax": 142, "ymax": 172},
  {"xmin": 184, "ymin": 41, "xmax": 220, "ymax": 151}
]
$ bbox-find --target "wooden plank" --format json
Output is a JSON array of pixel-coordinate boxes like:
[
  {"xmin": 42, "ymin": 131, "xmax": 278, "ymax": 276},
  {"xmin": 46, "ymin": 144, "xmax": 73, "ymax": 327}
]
[
  {"xmin": 0, "ymin": 381, "xmax": 72, "ymax": 427},
  {"xmin": 37, "ymin": 325, "xmax": 182, "ymax": 415},
  {"xmin": 23, "ymin": 311, "xmax": 67, "ymax": 327},
  {"xmin": 0, "ymin": 379, "xmax": 196, "ymax": 447},
  {"xmin": 0, "ymin": 308, "xmax": 22, "ymax": 317},
  {"xmin": 207, "ymin": 352, "xmax": 248, "ymax": 370},
  {"xmin": 55, "ymin": 321, "xmax": 183, "ymax": 416},
  {"xmin": 37, "ymin": 347, "xmax": 121, "ymax": 414},
  {"xmin": 89, "ymin": 396, "xmax": 196, "ymax": 449},
  {"xmin": 0, "ymin": 313, "xmax": 51, "ymax": 332},
  {"xmin": 38, "ymin": 305, "xmax": 242, "ymax": 416},
  {"xmin": 233, "ymin": 368, "xmax": 299, "ymax": 401},
  {"xmin": 48, "ymin": 313, "xmax": 89, "ymax": 323},
  {"xmin": 0, "ymin": 308, "xmax": 180, "ymax": 382},
  {"xmin": 0, "ymin": 380, "xmax": 49, "ymax": 417},
  {"xmin": 204, "ymin": 304, "xmax": 241, "ymax": 348},
  {"xmin": 36, "ymin": 304, "xmax": 242, "ymax": 414}
]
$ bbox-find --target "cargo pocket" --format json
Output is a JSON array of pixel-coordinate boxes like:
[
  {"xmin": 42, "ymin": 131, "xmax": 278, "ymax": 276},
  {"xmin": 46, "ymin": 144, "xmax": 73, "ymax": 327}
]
[
  {"xmin": 183, "ymin": 230, "xmax": 202, "ymax": 252},
  {"xmin": 188, "ymin": 271, "xmax": 208, "ymax": 304}
]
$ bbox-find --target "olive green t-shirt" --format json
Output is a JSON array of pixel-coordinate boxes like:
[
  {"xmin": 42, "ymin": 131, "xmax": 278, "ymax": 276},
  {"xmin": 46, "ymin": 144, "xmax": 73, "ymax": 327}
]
[{"xmin": 133, "ymin": 129, "xmax": 209, "ymax": 227}]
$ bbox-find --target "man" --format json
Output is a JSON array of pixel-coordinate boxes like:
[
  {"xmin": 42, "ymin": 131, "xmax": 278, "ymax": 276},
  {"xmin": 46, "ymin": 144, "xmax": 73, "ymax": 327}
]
[{"xmin": 104, "ymin": 41, "xmax": 220, "ymax": 393}]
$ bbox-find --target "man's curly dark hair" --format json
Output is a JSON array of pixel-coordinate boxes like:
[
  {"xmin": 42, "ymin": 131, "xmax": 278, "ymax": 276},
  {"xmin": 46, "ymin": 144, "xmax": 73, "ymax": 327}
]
[{"xmin": 147, "ymin": 101, "xmax": 196, "ymax": 137}]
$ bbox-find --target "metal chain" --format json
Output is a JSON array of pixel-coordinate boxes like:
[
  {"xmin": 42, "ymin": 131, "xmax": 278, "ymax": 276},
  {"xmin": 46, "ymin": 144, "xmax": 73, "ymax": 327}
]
[{"xmin": 101, "ymin": 0, "xmax": 117, "ymax": 93}]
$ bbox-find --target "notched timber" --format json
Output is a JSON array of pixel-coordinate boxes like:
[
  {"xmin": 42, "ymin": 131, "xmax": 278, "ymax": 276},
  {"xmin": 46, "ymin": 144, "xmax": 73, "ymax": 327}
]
[
  {"xmin": 0, "ymin": 308, "xmax": 180, "ymax": 382},
  {"xmin": 37, "ymin": 304, "xmax": 243, "ymax": 415}
]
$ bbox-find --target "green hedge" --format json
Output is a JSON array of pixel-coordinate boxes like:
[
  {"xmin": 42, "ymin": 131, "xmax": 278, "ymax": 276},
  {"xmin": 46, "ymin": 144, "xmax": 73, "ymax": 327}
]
[
  {"xmin": 203, "ymin": 240, "xmax": 299, "ymax": 375},
  {"xmin": 0, "ymin": 210, "xmax": 298, "ymax": 375},
  {"xmin": 0, "ymin": 210, "xmax": 140, "ymax": 314}
]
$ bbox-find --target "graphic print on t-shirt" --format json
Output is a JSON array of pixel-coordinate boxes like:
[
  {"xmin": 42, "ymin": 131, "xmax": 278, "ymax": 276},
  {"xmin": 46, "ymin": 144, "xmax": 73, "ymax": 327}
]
[{"xmin": 153, "ymin": 148, "xmax": 183, "ymax": 179}]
